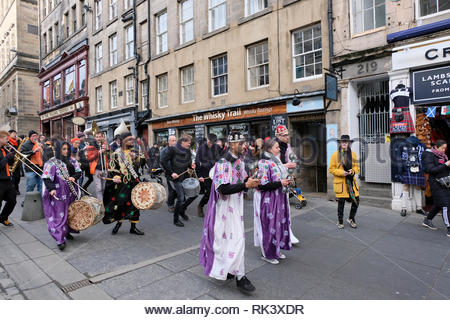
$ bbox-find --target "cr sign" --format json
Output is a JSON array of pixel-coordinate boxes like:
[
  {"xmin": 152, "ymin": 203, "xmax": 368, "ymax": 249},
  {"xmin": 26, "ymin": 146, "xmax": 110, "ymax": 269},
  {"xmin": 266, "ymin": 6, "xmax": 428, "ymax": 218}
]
[{"xmin": 425, "ymin": 47, "xmax": 450, "ymax": 60}]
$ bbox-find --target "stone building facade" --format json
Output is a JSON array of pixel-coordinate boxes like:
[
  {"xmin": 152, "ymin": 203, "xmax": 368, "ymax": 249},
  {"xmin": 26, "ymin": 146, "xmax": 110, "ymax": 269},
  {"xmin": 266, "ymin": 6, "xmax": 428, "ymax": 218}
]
[{"xmin": 0, "ymin": 0, "xmax": 40, "ymax": 134}]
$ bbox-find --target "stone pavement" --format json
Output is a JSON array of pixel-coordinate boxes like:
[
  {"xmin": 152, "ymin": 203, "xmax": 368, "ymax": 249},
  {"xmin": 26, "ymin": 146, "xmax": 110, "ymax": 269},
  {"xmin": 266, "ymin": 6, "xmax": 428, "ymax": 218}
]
[{"xmin": 0, "ymin": 180, "xmax": 449, "ymax": 300}]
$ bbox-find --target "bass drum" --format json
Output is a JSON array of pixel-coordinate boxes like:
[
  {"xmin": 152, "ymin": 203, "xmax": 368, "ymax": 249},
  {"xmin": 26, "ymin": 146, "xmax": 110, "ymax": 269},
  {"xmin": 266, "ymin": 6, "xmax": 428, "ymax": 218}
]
[
  {"xmin": 131, "ymin": 182, "xmax": 167, "ymax": 210},
  {"xmin": 68, "ymin": 196, "xmax": 105, "ymax": 231}
]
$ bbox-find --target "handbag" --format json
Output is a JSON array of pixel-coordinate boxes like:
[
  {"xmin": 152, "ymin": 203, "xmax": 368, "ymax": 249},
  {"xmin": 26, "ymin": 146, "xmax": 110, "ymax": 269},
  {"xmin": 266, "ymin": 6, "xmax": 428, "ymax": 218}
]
[{"xmin": 436, "ymin": 176, "xmax": 450, "ymax": 188}]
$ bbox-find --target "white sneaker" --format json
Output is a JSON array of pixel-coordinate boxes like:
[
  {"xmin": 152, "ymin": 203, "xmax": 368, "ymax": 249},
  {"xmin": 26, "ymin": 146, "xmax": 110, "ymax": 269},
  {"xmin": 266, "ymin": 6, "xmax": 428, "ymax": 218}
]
[
  {"xmin": 279, "ymin": 254, "xmax": 286, "ymax": 259},
  {"xmin": 261, "ymin": 256, "xmax": 279, "ymax": 264},
  {"xmin": 290, "ymin": 233, "xmax": 300, "ymax": 245}
]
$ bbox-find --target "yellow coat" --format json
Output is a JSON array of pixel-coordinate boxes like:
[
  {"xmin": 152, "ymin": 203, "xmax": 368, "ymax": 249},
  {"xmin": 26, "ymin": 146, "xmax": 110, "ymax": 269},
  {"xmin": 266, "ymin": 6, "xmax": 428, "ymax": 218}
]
[{"xmin": 329, "ymin": 150, "xmax": 360, "ymax": 198}]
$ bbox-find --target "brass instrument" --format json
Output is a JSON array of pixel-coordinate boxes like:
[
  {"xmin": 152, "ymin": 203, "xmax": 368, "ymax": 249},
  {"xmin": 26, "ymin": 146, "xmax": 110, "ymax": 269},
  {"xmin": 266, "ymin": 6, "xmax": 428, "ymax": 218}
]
[{"xmin": 10, "ymin": 137, "xmax": 29, "ymax": 173}]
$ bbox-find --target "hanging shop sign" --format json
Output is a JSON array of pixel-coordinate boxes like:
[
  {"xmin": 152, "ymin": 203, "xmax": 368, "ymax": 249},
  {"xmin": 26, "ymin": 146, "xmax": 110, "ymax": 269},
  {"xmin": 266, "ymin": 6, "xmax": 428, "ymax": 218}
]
[
  {"xmin": 411, "ymin": 65, "xmax": 450, "ymax": 104},
  {"xmin": 151, "ymin": 104, "xmax": 287, "ymax": 130},
  {"xmin": 40, "ymin": 104, "xmax": 76, "ymax": 121}
]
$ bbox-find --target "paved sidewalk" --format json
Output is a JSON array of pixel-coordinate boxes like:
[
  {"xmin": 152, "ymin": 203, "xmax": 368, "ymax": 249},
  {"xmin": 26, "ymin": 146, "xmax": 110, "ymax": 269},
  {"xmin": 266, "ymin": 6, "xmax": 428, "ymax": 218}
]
[{"xmin": 0, "ymin": 180, "xmax": 449, "ymax": 300}]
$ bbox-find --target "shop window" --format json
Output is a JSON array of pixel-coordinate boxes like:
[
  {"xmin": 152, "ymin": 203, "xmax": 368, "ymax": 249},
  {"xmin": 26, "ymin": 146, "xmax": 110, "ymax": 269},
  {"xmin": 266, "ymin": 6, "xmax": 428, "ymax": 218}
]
[
  {"xmin": 351, "ymin": 0, "xmax": 385, "ymax": 34},
  {"xmin": 180, "ymin": 0, "xmax": 194, "ymax": 45},
  {"xmin": 64, "ymin": 65, "xmax": 76, "ymax": 101},
  {"xmin": 156, "ymin": 10, "xmax": 168, "ymax": 54},
  {"xmin": 208, "ymin": 125, "xmax": 227, "ymax": 139},
  {"xmin": 292, "ymin": 24, "xmax": 322, "ymax": 80},
  {"xmin": 43, "ymin": 80, "xmax": 50, "ymax": 109},
  {"xmin": 211, "ymin": 54, "xmax": 228, "ymax": 96},
  {"xmin": 247, "ymin": 41, "xmax": 269, "ymax": 89},
  {"xmin": 79, "ymin": 59, "xmax": 86, "ymax": 97},
  {"xmin": 209, "ymin": 0, "xmax": 226, "ymax": 32},
  {"xmin": 53, "ymin": 73, "xmax": 61, "ymax": 106},
  {"xmin": 155, "ymin": 130, "xmax": 169, "ymax": 145}
]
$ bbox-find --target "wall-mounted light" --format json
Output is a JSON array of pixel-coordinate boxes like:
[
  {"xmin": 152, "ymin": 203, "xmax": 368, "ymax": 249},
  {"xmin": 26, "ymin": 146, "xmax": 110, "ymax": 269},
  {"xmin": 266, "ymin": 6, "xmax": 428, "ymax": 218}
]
[{"xmin": 292, "ymin": 89, "xmax": 301, "ymax": 106}]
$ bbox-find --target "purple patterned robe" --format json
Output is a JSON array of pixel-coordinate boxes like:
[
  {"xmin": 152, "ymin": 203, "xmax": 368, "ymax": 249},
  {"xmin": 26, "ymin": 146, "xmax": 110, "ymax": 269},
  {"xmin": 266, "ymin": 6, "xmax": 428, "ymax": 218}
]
[
  {"xmin": 253, "ymin": 157, "xmax": 291, "ymax": 259},
  {"xmin": 42, "ymin": 158, "xmax": 81, "ymax": 245},
  {"xmin": 199, "ymin": 156, "xmax": 248, "ymax": 280}
]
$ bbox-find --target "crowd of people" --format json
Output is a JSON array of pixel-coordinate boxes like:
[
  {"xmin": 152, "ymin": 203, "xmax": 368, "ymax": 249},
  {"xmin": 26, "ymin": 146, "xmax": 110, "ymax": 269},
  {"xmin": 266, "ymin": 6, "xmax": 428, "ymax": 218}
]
[{"xmin": 0, "ymin": 123, "xmax": 448, "ymax": 294}]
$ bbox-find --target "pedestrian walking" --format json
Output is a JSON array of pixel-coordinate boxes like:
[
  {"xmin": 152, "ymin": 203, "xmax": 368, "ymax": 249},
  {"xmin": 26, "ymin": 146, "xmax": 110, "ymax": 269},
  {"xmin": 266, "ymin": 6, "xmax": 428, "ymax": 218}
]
[
  {"xmin": 422, "ymin": 140, "xmax": 450, "ymax": 237},
  {"xmin": 160, "ymin": 135, "xmax": 177, "ymax": 212},
  {"xmin": 329, "ymin": 135, "xmax": 360, "ymax": 229}
]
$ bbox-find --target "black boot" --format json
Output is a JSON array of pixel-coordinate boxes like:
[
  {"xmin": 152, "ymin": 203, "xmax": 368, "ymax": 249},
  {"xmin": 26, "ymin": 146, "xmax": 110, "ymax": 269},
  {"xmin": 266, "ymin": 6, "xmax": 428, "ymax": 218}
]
[
  {"xmin": 236, "ymin": 276, "xmax": 255, "ymax": 293},
  {"xmin": 130, "ymin": 223, "xmax": 144, "ymax": 235},
  {"xmin": 66, "ymin": 234, "xmax": 74, "ymax": 240},
  {"xmin": 57, "ymin": 242, "xmax": 66, "ymax": 251},
  {"xmin": 112, "ymin": 221, "xmax": 122, "ymax": 234}
]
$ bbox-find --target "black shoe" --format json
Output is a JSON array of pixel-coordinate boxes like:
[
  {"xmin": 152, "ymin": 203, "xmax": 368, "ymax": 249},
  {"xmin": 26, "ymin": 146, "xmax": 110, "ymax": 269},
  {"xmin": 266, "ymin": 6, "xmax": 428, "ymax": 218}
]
[
  {"xmin": 422, "ymin": 218, "xmax": 438, "ymax": 230},
  {"xmin": 180, "ymin": 213, "xmax": 189, "ymax": 221},
  {"xmin": 21, "ymin": 201, "xmax": 24, "ymax": 208},
  {"xmin": 0, "ymin": 220, "xmax": 14, "ymax": 227},
  {"xmin": 400, "ymin": 209, "xmax": 407, "ymax": 217},
  {"xmin": 227, "ymin": 273, "xmax": 235, "ymax": 280},
  {"xmin": 416, "ymin": 208, "xmax": 427, "ymax": 215},
  {"xmin": 57, "ymin": 242, "xmax": 66, "ymax": 251},
  {"xmin": 236, "ymin": 276, "xmax": 255, "ymax": 293},
  {"xmin": 66, "ymin": 234, "xmax": 74, "ymax": 240},
  {"xmin": 130, "ymin": 223, "xmax": 145, "ymax": 235},
  {"xmin": 112, "ymin": 221, "xmax": 122, "ymax": 234},
  {"xmin": 174, "ymin": 220, "xmax": 184, "ymax": 227},
  {"xmin": 68, "ymin": 227, "xmax": 80, "ymax": 234}
]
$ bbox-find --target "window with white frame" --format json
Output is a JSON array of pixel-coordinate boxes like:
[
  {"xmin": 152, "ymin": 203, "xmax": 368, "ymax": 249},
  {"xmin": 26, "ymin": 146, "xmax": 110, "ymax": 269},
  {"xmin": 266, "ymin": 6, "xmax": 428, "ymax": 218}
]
[
  {"xmin": 181, "ymin": 65, "xmax": 194, "ymax": 103},
  {"xmin": 110, "ymin": 80, "xmax": 117, "ymax": 108},
  {"xmin": 209, "ymin": 0, "xmax": 226, "ymax": 32},
  {"xmin": 292, "ymin": 24, "xmax": 322, "ymax": 80},
  {"xmin": 180, "ymin": 0, "xmax": 194, "ymax": 44},
  {"xmin": 211, "ymin": 54, "xmax": 228, "ymax": 96},
  {"xmin": 246, "ymin": 0, "xmax": 268, "ymax": 16},
  {"xmin": 141, "ymin": 80, "xmax": 148, "ymax": 109},
  {"xmin": 96, "ymin": 86, "xmax": 103, "ymax": 112},
  {"xmin": 156, "ymin": 11, "xmax": 168, "ymax": 54},
  {"xmin": 109, "ymin": 34, "xmax": 117, "ymax": 66},
  {"xmin": 126, "ymin": 75, "xmax": 134, "ymax": 105},
  {"xmin": 157, "ymin": 73, "xmax": 168, "ymax": 108},
  {"xmin": 95, "ymin": 42, "xmax": 103, "ymax": 73},
  {"xmin": 352, "ymin": 0, "xmax": 385, "ymax": 34},
  {"xmin": 247, "ymin": 41, "xmax": 269, "ymax": 89},
  {"xmin": 125, "ymin": 25, "xmax": 134, "ymax": 59},
  {"xmin": 95, "ymin": 0, "xmax": 102, "ymax": 30},
  {"xmin": 418, "ymin": 0, "xmax": 450, "ymax": 17},
  {"xmin": 109, "ymin": 0, "xmax": 117, "ymax": 20},
  {"xmin": 124, "ymin": 0, "xmax": 134, "ymax": 10}
]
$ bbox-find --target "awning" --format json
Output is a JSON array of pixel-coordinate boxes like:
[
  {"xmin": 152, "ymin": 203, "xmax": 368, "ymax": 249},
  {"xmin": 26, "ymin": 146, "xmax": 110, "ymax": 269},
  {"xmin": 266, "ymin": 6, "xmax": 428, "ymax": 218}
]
[{"xmin": 387, "ymin": 19, "xmax": 450, "ymax": 43}]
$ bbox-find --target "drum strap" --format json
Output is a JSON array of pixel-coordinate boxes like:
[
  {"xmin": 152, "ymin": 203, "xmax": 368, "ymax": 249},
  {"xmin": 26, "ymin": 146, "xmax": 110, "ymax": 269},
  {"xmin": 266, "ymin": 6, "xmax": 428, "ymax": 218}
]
[
  {"xmin": 118, "ymin": 149, "xmax": 140, "ymax": 181},
  {"xmin": 52, "ymin": 159, "xmax": 79, "ymax": 199}
]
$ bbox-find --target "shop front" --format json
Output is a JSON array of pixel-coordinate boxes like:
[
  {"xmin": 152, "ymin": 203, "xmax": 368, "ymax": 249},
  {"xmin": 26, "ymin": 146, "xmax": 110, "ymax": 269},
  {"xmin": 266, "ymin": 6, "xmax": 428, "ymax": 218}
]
[
  {"xmin": 389, "ymin": 34, "xmax": 450, "ymax": 211},
  {"xmin": 86, "ymin": 106, "xmax": 137, "ymax": 142},
  {"xmin": 38, "ymin": 45, "xmax": 89, "ymax": 139}
]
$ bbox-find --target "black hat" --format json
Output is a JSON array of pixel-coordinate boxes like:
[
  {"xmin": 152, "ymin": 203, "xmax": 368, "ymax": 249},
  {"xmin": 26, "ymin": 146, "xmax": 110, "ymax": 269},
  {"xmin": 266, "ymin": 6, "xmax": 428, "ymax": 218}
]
[
  {"xmin": 28, "ymin": 130, "xmax": 38, "ymax": 137},
  {"xmin": 120, "ymin": 132, "xmax": 133, "ymax": 142},
  {"xmin": 337, "ymin": 135, "xmax": 353, "ymax": 143},
  {"xmin": 8, "ymin": 129, "xmax": 16, "ymax": 134}
]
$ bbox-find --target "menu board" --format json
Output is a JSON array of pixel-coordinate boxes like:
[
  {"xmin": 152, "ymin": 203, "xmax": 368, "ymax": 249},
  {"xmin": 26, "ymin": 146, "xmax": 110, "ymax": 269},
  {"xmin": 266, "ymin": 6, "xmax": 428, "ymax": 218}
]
[{"xmin": 270, "ymin": 115, "xmax": 288, "ymax": 137}]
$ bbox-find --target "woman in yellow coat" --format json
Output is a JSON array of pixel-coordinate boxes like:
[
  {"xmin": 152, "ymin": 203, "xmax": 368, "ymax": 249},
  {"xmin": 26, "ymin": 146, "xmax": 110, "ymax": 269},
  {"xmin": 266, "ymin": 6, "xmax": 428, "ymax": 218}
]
[{"xmin": 329, "ymin": 135, "xmax": 360, "ymax": 229}]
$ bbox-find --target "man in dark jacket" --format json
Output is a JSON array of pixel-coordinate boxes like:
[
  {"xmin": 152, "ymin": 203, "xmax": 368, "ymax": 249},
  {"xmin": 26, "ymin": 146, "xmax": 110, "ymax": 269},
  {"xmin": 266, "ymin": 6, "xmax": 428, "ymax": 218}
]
[
  {"xmin": 161, "ymin": 134, "xmax": 196, "ymax": 227},
  {"xmin": 160, "ymin": 135, "xmax": 177, "ymax": 212},
  {"xmin": 195, "ymin": 134, "xmax": 220, "ymax": 217},
  {"xmin": 0, "ymin": 130, "xmax": 17, "ymax": 226},
  {"xmin": 148, "ymin": 143, "xmax": 161, "ymax": 170},
  {"xmin": 21, "ymin": 130, "xmax": 44, "ymax": 194}
]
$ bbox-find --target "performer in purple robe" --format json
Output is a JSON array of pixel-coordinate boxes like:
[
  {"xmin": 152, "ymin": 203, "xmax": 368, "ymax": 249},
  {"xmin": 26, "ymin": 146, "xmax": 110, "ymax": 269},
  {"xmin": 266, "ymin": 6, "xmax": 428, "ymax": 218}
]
[
  {"xmin": 200, "ymin": 131, "xmax": 260, "ymax": 293},
  {"xmin": 42, "ymin": 141, "xmax": 82, "ymax": 251},
  {"xmin": 254, "ymin": 138, "xmax": 292, "ymax": 264}
]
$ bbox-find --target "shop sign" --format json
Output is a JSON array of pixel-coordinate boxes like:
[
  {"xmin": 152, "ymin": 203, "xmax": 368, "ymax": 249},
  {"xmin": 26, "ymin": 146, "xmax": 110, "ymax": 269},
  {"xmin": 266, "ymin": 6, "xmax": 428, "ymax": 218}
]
[
  {"xmin": 151, "ymin": 104, "xmax": 286, "ymax": 130},
  {"xmin": 411, "ymin": 65, "xmax": 450, "ymax": 104},
  {"xmin": 40, "ymin": 104, "xmax": 75, "ymax": 121},
  {"xmin": 392, "ymin": 37, "xmax": 450, "ymax": 71},
  {"xmin": 270, "ymin": 115, "xmax": 288, "ymax": 137},
  {"xmin": 287, "ymin": 96, "xmax": 323, "ymax": 113}
]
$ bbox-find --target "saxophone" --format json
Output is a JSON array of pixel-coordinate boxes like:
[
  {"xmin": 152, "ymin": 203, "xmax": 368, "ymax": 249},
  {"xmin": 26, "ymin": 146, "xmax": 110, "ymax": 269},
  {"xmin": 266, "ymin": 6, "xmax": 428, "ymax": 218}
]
[{"xmin": 10, "ymin": 137, "xmax": 29, "ymax": 173}]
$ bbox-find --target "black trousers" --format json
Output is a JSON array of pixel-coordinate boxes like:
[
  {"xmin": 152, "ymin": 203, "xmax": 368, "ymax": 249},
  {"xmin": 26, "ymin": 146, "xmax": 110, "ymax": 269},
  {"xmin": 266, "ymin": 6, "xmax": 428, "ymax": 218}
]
[
  {"xmin": 199, "ymin": 179, "xmax": 212, "ymax": 208},
  {"xmin": 12, "ymin": 170, "xmax": 21, "ymax": 193},
  {"xmin": 0, "ymin": 180, "xmax": 17, "ymax": 222},
  {"xmin": 82, "ymin": 172, "xmax": 94, "ymax": 190},
  {"xmin": 166, "ymin": 176, "xmax": 177, "ymax": 208},
  {"xmin": 337, "ymin": 197, "xmax": 359, "ymax": 224},
  {"xmin": 172, "ymin": 181, "xmax": 197, "ymax": 222},
  {"xmin": 427, "ymin": 205, "xmax": 450, "ymax": 228}
]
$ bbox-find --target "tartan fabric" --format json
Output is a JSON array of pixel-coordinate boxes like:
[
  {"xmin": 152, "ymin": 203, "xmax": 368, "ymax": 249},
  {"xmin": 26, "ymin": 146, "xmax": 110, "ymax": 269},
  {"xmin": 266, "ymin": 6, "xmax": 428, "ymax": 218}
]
[
  {"xmin": 400, "ymin": 171, "xmax": 426, "ymax": 186},
  {"xmin": 390, "ymin": 108, "xmax": 415, "ymax": 134}
]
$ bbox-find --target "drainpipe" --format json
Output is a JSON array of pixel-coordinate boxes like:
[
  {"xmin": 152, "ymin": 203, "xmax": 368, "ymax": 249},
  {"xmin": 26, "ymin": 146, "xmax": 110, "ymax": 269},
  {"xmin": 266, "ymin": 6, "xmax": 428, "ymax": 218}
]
[
  {"xmin": 328, "ymin": 0, "xmax": 333, "ymax": 70},
  {"xmin": 144, "ymin": 0, "xmax": 151, "ymax": 117},
  {"xmin": 133, "ymin": 0, "xmax": 140, "ymax": 137}
]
